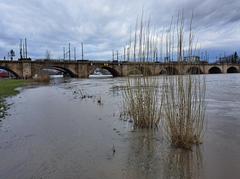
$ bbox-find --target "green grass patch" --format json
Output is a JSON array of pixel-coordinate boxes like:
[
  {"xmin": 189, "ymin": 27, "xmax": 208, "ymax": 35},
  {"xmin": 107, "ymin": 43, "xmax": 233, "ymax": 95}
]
[
  {"xmin": 0, "ymin": 79, "xmax": 27, "ymax": 97},
  {"xmin": 0, "ymin": 79, "xmax": 28, "ymax": 119}
]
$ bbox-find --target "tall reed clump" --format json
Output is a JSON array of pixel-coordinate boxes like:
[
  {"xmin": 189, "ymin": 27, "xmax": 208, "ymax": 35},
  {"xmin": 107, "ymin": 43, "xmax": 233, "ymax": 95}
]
[
  {"xmin": 123, "ymin": 76, "xmax": 162, "ymax": 128},
  {"xmin": 163, "ymin": 13, "xmax": 206, "ymax": 150},
  {"xmin": 122, "ymin": 13, "xmax": 162, "ymax": 129}
]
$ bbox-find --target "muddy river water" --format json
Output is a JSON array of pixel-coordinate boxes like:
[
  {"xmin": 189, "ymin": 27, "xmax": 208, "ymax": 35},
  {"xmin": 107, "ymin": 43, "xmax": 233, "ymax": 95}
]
[{"xmin": 0, "ymin": 74, "xmax": 240, "ymax": 179}]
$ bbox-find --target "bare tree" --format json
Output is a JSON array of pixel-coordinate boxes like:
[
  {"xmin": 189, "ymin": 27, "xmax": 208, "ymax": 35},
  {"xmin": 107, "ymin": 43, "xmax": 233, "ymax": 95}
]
[{"xmin": 9, "ymin": 49, "xmax": 15, "ymax": 60}]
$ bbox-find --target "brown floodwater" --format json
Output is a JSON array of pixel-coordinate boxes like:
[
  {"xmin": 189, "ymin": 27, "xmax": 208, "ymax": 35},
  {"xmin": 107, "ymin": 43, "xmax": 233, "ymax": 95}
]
[{"xmin": 0, "ymin": 74, "xmax": 240, "ymax": 179}]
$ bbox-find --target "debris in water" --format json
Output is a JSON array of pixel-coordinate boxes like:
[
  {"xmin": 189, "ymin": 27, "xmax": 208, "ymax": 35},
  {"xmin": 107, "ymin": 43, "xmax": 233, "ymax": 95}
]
[
  {"xmin": 112, "ymin": 144, "xmax": 116, "ymax": 154},
  {"xmin": 129, "ymin": 119, "xmax": 133, "ymax": 123},
  {"xmin": 97, "ymin": 97, "xmax": 103, "ymax": 105}
]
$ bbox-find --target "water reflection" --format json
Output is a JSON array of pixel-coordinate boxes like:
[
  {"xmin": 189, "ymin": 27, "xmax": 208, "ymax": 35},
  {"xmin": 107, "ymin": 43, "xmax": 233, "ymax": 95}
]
[
  {"xmin": 163, "ymin": 147, "xmax": 203, "ymax": 179},
  {"xmin": 124, "ymin": 130, "xmax": 161, "ymax": 179},
  {"xmin": 123, "ymin": 128, "xmax": 203, "ymax": 179}
]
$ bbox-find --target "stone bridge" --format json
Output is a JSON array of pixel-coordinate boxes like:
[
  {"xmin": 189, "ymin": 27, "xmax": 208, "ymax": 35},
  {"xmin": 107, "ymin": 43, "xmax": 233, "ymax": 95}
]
[{"xmin": 0, "ymin": 60, "xmax": 239, "ymax": 79}]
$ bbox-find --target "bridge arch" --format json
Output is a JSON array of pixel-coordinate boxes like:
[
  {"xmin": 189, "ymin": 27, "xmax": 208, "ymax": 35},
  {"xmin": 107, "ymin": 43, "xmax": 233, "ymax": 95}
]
[
  {"xmin": 127, "ymin": 66, "xmax": 152, "ymax": 76},
  {"xmin": 159, "ymin": 69, "xmax": 167, "ymax": 75},
  {"xmin": 187, "ymin": 66, "xmax": 203, "ymax": 74},
  {"xmin": 101, "ymin": 66, "xmax": 120, "ymax": 77},
  {"xmin": 89, "ymin": 66, "xmax": 120, "ymax": 77},
  {"xmin": 208, "ymin": 67, "xmax": 222, "ymax": 74},
  {"xmin": 0, "ymin": 66, "xmax": 20, "ymax": 78},
  {"xmin": 127, "ymin": 67, "xmax": 142, "ymax": 76},
  {"xmin": 140, "ymin": 66, "xmax": 152, "ymax": 76},
  {"xmin": 227, "ymin": 67, "xmax": 238, "ymax": 73},
  {"xmin": 165, "ymin": 66, "xmax": 179, "ymax": 75},
  {"xmin": 38, "ymin": 66, "xmax": 77, "ymax": 77}
]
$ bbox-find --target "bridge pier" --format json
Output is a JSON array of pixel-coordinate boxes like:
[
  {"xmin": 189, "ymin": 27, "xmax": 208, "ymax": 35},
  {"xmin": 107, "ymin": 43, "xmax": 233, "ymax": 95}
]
[
  {"xmin": 77, "ymin": 63, "xmax": 89, "ymax": 78},
  {"xmin": 222, "ymin": 64, "xmax": 228, "ymax": 74},
  {"xmin": 202, "ymin": 65, "xmax": 209, "ymax": 74},
  {"xmin": 22, "ymin": 62, "xmax": 32, "ymax": 79}
]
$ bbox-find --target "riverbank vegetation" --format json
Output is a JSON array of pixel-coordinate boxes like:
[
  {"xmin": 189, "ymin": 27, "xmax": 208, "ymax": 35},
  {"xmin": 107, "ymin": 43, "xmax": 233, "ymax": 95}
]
[
  {"xmin": 0, "ymin": 98, "xmax": 6, "ymax": 119},
  {"xmin": 0, "ymin": 79, "xmax": 27, "ymax": 119},
  {"xmin": 0, "ymin": 79, "xmax": 26, "ymax": 97}
]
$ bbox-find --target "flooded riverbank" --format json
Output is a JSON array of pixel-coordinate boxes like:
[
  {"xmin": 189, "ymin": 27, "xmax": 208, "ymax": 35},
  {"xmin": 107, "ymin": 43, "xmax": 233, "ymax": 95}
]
[{"xmin": 0, "ymin": 74, "xmax": 240, "ymax": 179}]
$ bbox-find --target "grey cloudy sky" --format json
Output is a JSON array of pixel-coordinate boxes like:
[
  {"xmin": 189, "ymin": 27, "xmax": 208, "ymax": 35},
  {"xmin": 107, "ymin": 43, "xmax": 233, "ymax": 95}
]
[{"xmin": 0, "ymin": 0, "xmax": 239, "ymax": 61}]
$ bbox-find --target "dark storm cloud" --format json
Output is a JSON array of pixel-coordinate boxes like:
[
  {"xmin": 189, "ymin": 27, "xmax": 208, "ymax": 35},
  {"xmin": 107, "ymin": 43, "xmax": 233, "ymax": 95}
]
[{"xmin": 0, "ymin": 0, "xmax": 239, "ymax": 60}]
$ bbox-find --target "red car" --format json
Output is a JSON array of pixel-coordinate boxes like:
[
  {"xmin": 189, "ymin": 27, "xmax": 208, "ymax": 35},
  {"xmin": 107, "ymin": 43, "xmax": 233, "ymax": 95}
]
[{"xmin": 0, "ymin": 71, "xmax": 9, "ymax": 78}]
